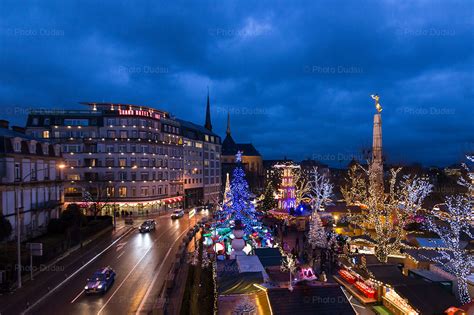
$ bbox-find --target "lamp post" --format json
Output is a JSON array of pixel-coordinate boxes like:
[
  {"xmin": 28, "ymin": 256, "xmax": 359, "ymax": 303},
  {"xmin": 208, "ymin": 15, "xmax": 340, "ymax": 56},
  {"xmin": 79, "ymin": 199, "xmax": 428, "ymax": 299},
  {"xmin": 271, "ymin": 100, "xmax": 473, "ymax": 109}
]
[{"xmin": 15, "ymin": 163, "xmax": 65, "ymax": 289}]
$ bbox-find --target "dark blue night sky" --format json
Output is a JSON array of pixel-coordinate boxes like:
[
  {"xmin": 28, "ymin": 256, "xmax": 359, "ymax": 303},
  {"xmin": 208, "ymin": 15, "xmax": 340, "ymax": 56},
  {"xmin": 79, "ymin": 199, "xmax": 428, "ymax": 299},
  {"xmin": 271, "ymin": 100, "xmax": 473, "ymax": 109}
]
[{"xmin": 1, "ymin": 0, "xmax": 473, "ymax": 166}]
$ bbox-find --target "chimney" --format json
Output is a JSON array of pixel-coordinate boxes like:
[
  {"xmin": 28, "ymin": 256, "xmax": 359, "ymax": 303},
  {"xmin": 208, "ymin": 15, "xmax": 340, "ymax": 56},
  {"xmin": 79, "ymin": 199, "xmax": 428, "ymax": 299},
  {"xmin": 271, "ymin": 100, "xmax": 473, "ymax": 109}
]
[
  {"xmin": 12, "ymin": 126, "xmax": 26, "ymax": 133},
  {"xmin": 0, "ymin": 120, "xmax": 9, "ymax": 129}
]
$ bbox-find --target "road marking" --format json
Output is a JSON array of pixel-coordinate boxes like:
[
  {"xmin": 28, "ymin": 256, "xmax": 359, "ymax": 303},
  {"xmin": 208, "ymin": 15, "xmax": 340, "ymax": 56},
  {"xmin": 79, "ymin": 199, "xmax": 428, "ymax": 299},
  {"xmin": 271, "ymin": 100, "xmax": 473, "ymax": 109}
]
[
  {"xmin": 22, "ymin": 227, "xmax": 135, "ymax": 314},
  {"xmin": 116, "ymin": 241, "xmax": 128, "ymax": 252},
  {"xmin": 70, "ymin": 290, "xmax": 83, "ymax": 304},
  {"xmin": 135, "ymin": 227, "xmax": 191, "ymax": 314},
  {"xmin": 116, "ymin": 251, "xmax": 126, "ymax": 259}
]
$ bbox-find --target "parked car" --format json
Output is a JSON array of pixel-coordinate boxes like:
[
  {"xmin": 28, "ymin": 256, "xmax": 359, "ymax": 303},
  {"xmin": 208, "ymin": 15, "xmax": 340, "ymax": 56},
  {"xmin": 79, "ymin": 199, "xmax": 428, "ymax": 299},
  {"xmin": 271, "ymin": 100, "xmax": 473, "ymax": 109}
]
[
  {"xmin": 84, "ymin": 267, "xmax": 116, "ymax": 294},
  {"xmin": 139, "ymin": 219, "xmax": 156, "ymax": 233},
  {"xmin": 171, "ymin": 209, "xmax": 185, "ymax": 219},
  {"xmin": 125, "ymin": 217, "xmax": 134, "ymax": 225}
]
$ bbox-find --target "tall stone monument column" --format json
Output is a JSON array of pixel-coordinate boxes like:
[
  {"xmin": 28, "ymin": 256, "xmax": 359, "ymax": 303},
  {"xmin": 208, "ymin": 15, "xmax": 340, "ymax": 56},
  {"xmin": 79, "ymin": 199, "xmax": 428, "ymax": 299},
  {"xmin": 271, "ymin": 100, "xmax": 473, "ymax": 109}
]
[{"xmin": 371, "ymin": 95, "xmax": 384, "ymax": 193}]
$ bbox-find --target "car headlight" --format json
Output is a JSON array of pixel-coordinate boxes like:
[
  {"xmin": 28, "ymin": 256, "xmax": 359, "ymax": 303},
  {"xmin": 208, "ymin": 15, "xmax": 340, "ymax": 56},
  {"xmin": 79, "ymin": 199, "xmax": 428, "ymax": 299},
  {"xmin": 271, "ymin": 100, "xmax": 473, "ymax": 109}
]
[
  {"xmin": 85, "ymin": 286, "xmax": 88, "ymax": 290},
  {"xmin": 98, "ymin": 284, "xmax": 103, "ymax": 289}
]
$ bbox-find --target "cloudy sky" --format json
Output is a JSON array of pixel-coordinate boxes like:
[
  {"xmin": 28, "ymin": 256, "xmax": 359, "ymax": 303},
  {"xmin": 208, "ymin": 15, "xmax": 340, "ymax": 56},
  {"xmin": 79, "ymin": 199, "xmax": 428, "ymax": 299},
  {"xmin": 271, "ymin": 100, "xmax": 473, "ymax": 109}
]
[{"xmin": 1, "ymin": 0, "xmax": 473, "ymax": 167}]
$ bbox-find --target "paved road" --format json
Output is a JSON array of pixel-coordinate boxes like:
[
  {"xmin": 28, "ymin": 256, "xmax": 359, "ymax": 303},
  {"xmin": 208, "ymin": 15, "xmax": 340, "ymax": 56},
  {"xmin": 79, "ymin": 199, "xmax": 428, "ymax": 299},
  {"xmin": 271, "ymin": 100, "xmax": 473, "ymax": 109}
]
[{"xmin": 1, "ymin": 211, "xmax": 205, "ymax": 315}]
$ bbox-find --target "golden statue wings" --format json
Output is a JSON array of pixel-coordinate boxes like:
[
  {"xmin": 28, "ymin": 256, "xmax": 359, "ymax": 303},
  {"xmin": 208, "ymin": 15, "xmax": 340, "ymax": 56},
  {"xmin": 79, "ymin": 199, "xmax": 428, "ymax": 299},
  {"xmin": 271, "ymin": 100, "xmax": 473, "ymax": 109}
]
[{"xmin": 371, "ymin": 94, "xmax": 383, "ymax": 113}]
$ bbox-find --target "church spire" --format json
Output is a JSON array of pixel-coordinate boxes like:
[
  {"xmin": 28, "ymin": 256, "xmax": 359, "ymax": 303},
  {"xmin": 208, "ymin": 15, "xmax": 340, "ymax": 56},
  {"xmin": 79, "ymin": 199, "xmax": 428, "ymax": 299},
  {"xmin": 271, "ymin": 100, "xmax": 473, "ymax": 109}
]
[
  {"xmin": 226, "ymin": 111, "xmax": 231, "ymax": 136},
  {"xmin": 204, "ymin": 87, "xmax": 212, "ymax": 131}
]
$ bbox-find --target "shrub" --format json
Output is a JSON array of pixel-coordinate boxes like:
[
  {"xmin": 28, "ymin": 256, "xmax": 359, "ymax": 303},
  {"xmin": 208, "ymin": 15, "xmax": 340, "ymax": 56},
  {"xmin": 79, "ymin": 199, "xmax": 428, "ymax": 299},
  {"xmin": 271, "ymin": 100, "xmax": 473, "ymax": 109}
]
[{"xmin": 0, "ymin": 215, "xmax": 12, "ymax": 241}]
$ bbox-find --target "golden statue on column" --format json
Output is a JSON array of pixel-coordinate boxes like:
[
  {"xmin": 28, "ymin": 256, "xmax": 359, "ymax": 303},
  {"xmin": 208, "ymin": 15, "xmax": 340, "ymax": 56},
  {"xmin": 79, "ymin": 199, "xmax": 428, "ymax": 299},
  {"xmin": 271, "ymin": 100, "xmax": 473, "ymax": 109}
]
[{"xmin": 371, "ymin": 94, "xmax": 383, "ymax": 113}]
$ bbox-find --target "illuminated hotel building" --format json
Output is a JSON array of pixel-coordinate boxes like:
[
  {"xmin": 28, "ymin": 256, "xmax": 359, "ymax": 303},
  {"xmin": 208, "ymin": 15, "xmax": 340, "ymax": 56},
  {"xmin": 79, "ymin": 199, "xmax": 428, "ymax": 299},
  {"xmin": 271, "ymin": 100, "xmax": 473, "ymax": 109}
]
[{"xmin": 25, "ymin": 101, "xmax": 221, "ymax": 214}]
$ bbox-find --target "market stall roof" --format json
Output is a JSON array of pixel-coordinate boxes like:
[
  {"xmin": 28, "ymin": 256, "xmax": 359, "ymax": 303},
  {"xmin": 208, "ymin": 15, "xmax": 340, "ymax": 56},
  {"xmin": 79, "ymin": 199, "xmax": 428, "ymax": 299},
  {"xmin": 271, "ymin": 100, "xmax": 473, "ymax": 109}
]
[
  {"xmin": 266, "ymin": 285, "xmax": 356, "ymax": 315},
  {"xmin": 254, "ymin": 248, "xmax": 283, "ymax": 267},
  {"xmin": 218, "ymin": 291, "xmax": 272, "ymax": 315},
  {"xmin": 403, "ymin": 248, "xmax": 454, "ymax": 263},
  {"xmin": 364, "ymin": 264, "xmax": 420, "ymax": 285},
  {"xmin": 408, "ymin": 269, "xmax": 452, "ymax": 283},
  {"xmin": 236, "ymin": 255, "xmax": 269, "ymax": 282},
  {"xmin": 356, "ymin": 264, "xmax": 459, "ymax": 314},
  {"xmin": 394, "ymin": 282, "xmax": 459, "ymax": 314},
  {"xmin": 217, "ymin": 260, "xmax": 264, "ymax": 295}
]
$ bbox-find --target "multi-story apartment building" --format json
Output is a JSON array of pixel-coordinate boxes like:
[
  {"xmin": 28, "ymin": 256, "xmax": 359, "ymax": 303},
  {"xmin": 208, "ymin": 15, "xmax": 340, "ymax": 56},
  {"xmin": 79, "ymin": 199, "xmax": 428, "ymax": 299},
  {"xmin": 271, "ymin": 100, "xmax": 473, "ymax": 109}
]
[
  {"xmin": 179, "ymin": 119, "xmax": 221, "ymax": 207},
  {"xmin": 25, "ymin": 99, "xmax": 221, "ymax": 214},
  {"xmin": 0, "ymin": 120, "xmax": 63, "ymax": 240}
]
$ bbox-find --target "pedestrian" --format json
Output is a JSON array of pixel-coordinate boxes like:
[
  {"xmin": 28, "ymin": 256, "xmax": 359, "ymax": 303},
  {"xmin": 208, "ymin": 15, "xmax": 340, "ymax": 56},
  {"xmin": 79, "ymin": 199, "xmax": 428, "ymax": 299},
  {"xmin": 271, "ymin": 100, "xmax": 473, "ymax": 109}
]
[{"xmin": 319, "ymin": 271, "xmax": 327, "ymax": 282}]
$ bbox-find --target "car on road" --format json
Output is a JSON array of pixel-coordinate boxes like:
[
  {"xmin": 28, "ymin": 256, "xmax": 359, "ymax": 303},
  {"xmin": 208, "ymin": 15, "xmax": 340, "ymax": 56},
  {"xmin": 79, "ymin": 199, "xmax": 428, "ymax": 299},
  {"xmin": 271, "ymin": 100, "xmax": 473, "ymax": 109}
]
[
  {"xmin": 171, "ymin": 209, "xmax": 185, "ymax": 219},
  {"xmin": 196, "ymin": 205, "xmax": 210, "ymax": 212},
  {"xmin": 124, "ymin": 217, "xmax": 134, "ymax": 225},
  {"xmin": 84, "ymin": 267, "xmax": 116, "ymax": 294},
  {"xmin": 139, "ymin": 219, "xmax": 156, "ymax": 232}
]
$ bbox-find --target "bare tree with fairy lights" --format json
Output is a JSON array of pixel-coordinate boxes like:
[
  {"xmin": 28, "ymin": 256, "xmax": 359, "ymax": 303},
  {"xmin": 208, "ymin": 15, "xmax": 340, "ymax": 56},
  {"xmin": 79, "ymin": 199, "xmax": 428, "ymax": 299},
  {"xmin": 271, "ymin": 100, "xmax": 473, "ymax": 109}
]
[
  {"xmin": 293, "ymin": 168, "xmax": 311, "ymax": 206},
  {"xmin": 423, "ymin": 155, "xmax": 473, "ymax": 304},
  {"xmin": 308, "ymin": 167, "xmax": 333, "ymax": 249},
  {"xmin": 342, "ymin": 163, "xmax": 432, "ymax": 263},
  {"xmin": 280, "ymin": 249, "xmax": 297, "ymax": 291}
]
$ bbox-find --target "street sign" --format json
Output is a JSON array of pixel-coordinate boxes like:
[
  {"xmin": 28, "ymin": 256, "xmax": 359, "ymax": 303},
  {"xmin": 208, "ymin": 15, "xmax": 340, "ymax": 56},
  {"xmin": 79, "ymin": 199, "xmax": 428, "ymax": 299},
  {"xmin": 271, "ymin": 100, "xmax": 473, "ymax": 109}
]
[
  {"xmin": 189, "ymin": 208, "xmax": 196, "ymax": 218},
  {"xmin": 26, "ymin": 242, "xmax": 43, "ymax": 281},
  {"xmin": 26, "ymin": 243, "xmax": 43, "ymax": 256}
]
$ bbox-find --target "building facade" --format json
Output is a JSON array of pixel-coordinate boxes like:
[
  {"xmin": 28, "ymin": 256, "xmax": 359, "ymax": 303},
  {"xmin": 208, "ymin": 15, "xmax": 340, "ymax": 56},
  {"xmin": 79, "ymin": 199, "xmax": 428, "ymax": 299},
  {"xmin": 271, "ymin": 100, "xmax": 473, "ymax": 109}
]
[
  {"xmin": 0, "ymin": 120, "xmax": 63, "ymax": 240},
  {"xmin": 26, "ymin": 103, "xmax": 184, "ymax": 215},
  {"xmin": 25, "ymin": 100, "xmax": 221, "ymax": 214},
  {"xmin": 179, "ymin": 119, "xmax": 221, "ymax": 207}
]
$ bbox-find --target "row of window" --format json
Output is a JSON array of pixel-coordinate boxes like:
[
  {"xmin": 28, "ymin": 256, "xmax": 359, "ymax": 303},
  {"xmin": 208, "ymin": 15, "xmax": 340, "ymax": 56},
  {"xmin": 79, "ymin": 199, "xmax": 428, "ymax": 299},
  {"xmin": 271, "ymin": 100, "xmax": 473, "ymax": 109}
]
[
  {"xmin": 31, "ymin": 117, "xmax": 90, "ymax": 127},
  {"xmin": 63, "ymin": 144, "xmax": 183, "ymax": 156},
  {"xmin": 106, "ymin": 118, "xmax": 160, "ymax": 129},
  {"xmin": 184, "ymin": 178, "xmax": 202, "ymax": 185},
  {"xmin": 13, "ymin": 162, "xmax": 57, "ymax": 182},
  {"xmin": 66, "ymin": 185, "xmax": 169, "ymax": 198},
  {"xmin": 78, "ymin": 171, "xmax": 182, "ymax": 181}
]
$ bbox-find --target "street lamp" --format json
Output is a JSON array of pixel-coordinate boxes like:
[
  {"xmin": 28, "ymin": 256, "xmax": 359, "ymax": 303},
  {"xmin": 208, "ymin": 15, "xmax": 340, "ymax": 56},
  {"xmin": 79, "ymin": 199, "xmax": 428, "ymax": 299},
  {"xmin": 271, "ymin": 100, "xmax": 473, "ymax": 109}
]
[{"xmin": 15, "ymin": 163, "xmax": 65, "ymax": 289}]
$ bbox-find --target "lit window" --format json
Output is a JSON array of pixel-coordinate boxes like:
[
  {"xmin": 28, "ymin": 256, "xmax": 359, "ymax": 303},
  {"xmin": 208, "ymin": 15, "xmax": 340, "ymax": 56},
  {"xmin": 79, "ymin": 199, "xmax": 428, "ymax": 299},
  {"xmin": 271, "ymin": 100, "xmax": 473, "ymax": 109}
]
[
  {"xmin": 42, "ymin": 130, "xmax": 50, "ymax": 138},
  {"xmin": 119, "ymin": 187, "xmax": 127, "ymax": 197}
]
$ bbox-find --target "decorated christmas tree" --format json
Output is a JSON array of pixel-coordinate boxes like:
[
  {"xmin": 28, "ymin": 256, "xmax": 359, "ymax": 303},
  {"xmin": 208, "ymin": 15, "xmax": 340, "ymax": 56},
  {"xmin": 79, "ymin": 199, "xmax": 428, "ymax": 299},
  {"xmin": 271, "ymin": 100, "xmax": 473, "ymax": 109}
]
[
  {"xmin": 227, "ymin": 151, "xmax": 256, "ymax": 232},
  {"xmin": 261, "ymin": 182, "xmax": 277, "ymax": 212},
  {"xmin": 223, "ymin": 172, "xmax": 232, "ymax": 206}
]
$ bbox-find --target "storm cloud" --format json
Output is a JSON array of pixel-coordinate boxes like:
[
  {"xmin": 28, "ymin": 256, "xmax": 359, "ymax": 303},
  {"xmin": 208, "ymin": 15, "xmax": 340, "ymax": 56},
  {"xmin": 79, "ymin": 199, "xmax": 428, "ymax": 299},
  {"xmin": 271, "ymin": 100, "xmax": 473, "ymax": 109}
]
[{"xmin": 1, "ymin": 0, "xmax": 473, "ymax": 166}]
